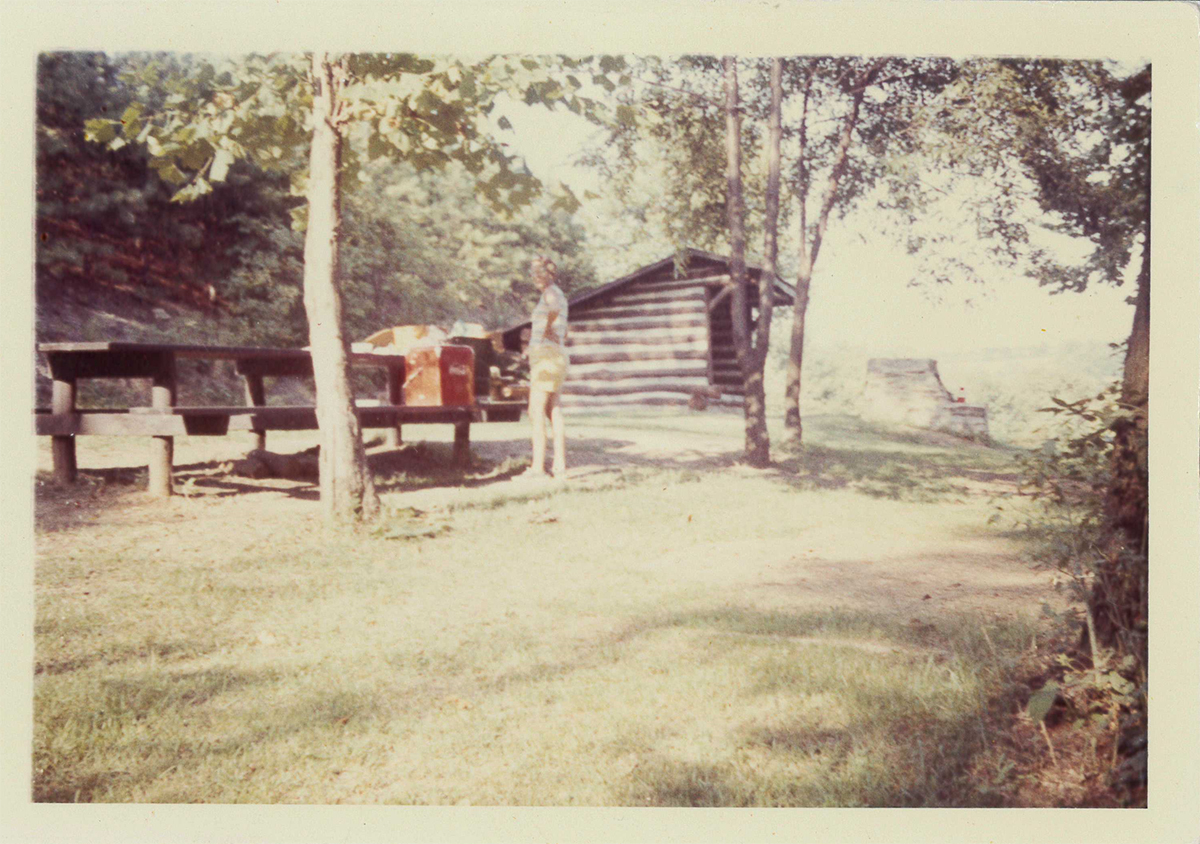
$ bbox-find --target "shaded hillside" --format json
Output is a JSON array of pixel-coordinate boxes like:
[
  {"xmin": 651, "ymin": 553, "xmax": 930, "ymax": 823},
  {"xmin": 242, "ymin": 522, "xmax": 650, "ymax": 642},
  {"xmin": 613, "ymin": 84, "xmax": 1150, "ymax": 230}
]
[{"xmin": 36, "ymin": 53, "xmax": 303, "ymax": 330}]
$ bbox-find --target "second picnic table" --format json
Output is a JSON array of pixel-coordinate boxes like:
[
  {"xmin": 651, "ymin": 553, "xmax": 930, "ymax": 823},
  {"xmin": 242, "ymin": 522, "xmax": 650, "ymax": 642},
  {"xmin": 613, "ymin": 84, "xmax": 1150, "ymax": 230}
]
[{"xmin": 35, "ymin": 341, "xmax": 523, "ymax": 497}]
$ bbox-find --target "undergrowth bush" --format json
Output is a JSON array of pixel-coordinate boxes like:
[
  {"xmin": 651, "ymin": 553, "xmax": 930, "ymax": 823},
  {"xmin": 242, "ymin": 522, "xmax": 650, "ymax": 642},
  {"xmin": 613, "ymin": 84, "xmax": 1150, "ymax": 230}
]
[{"xmin": 1001, "ymin": 381, "xmax": 1147, "ymax": 804}]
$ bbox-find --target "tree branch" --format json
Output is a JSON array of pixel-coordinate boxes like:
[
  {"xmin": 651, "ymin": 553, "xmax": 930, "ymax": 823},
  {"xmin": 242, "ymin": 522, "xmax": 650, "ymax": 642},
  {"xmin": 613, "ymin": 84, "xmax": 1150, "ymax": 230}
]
[{"xmin": 629, "ymin": 74, "xmax": 723, "ymax": 109}]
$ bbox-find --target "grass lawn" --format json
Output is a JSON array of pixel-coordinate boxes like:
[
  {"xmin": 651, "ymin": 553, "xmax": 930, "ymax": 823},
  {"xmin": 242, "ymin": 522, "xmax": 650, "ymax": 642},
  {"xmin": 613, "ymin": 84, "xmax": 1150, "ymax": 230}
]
[{"xmin": 32, "ymin": 411, "xmax": 1069, "ymax": 805}]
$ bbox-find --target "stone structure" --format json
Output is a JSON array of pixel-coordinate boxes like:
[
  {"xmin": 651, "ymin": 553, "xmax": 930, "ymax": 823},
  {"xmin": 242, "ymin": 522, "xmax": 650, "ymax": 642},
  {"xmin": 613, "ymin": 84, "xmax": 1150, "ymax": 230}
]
[{"xmin": 862, "ymin": 358, "xmax": 989, "ymax": 440}]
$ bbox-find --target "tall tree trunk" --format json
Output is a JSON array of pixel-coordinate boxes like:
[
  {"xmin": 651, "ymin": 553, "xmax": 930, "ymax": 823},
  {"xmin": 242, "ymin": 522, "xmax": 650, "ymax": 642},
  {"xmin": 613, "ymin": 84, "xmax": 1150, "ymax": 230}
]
[
  {"xmin": 782, "ymin": 64, "xmax": 816, "ymax": 444},
  {"xmin": 783, "ymin": 270, "xmax": 812, "ymax": 440},
  {"xmin": 304, "ymin": 52, "xmax": 379, "ymax": 523},
  {"xmin": 743, "ymin": 58, "xmax": 784, "ymax": 467},
  {"xmin": 783, "ymin": 59, "xmax": 883, "ymax": 444},
  {"xmin": 1093, "ymin": 240, "xmax": 1149, "ymax": 657},
  {"xmin": 723, "ymin": 56, "xmax": 769, "ymax": 466}
]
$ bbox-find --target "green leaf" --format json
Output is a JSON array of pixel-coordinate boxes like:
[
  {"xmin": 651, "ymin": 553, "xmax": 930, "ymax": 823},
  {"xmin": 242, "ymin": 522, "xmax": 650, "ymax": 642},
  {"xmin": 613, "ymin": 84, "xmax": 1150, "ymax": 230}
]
[
  {"xmin": 84, "ymin": 118, "xmax": 118, "ymax": 145},
  {"xmin": 497, "ymin": 116, "xmax": 513, "ymax": 131},
  {"xmin": 367, "ymin": 132, "xmax": 392, "ymax": 161},
  {"xmin": 120, "ymin": 102, "xmax": 145, "ymax": 127},
  {"xmin": 1026, "ymin": 681, "xmax": 1059, "ymax": 723},
  {"xmin": 157, "ymin": 162, "xmax": 188, "ymax": 186},
  {"xmin": 598, "ymin": 55, "xmax": 626, "ymax": 74},
  {"xmin": 210, "ymin": 148, "xmax": 234, "ymax": 182},
  {"xmin": 550, "ymin": 183, "xmax": 581, "ymax": 215},
  {"xmin": 180, "ymin": 140, "xmax": 215, "ymax": 171},
  {"xmin": 171, "ymin": 176, "xmax": 213, "ymax": 203}
]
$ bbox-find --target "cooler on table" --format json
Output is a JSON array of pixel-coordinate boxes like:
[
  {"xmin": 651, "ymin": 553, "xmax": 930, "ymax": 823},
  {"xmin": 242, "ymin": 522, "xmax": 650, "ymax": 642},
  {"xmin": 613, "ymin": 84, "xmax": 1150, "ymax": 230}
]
[{"xmin": 403, "ymin": 345, "xmax": 476, "ymax": 407}]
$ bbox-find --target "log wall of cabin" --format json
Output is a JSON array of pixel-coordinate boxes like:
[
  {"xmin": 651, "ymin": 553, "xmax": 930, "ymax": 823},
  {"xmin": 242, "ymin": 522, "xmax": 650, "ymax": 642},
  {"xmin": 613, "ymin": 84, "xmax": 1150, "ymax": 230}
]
[{"xmin": 562, "ymin": 264, "xmax": 726, "ymax": 409}]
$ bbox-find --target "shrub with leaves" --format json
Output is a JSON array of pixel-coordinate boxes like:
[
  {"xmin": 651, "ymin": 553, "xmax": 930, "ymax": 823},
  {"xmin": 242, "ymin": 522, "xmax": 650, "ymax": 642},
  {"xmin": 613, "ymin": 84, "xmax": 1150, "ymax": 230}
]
[{"xmin": 1009, "ymin": 382, "xmax": 1146, "ymax": 802}]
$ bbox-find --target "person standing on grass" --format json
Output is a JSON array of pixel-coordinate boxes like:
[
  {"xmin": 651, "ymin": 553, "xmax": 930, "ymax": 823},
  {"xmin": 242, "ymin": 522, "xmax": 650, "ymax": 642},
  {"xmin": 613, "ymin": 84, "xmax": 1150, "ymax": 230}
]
[{"xmin": 520, "ymin": 256, "xmax": 569, "ymax": 479}]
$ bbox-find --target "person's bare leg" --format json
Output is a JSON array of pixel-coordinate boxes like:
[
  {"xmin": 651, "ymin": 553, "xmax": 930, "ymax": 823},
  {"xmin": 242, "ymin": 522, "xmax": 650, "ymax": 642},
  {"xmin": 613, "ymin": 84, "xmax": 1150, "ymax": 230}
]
[
  {"xmin": 528, "ymin": 388, "xmax": 549, "ymax": 476},
  {"xmin": 548, "ymin": 392, "xmax": 566, "ymax": 477}
]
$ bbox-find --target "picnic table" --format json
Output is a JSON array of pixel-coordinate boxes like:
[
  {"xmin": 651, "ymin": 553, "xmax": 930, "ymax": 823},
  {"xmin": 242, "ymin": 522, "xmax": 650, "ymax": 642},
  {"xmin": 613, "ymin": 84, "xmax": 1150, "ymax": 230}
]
[{"xmin": 35, "ymin": 342, "xmax": 523, "ymax": 497}]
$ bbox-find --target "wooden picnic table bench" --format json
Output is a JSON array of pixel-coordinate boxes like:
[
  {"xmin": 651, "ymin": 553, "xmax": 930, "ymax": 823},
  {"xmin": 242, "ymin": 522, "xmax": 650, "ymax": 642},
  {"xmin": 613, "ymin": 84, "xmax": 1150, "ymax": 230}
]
[{"xmin": 35, "ymin": 342, "xmax": 523, "ymax": 497}]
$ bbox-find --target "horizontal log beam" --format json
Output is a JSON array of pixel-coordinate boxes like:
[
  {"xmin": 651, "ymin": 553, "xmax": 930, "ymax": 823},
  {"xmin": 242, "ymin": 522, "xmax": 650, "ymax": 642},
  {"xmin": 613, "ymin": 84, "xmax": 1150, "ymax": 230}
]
[
  {"xmin": 569, "ymin": 315, "xmax": 707, "ymax": 333},
  {"xmin": 563, "ymin": 365, "xmax": 709, "ymax": 383},
  {"xmin": 603, "ymin": 289, "xmax": 706, "ymax": 307},
  {"xmin": 566, "ymin": 330, "xmax": 707, "ymax": 347},
  {"xmin": 568, "ymin": 348, "xmax": 709, "ymax": 366},
  {"xmin": 576, "ymin": 302, "xmax": 706, "ymax": 321},
  {"xmin": 569, "ymin": 322, "xmax": 707, "ymax": 339},
  {"xmin": 562, "ymin": 393, "xmax": 693, "ymax": 407},
  {"xmin": 567, "ymin": 338, "xmax": 708, "ymax": 358},
  {"xmin": 563, "ymin": 376, "xmax": 710, "ymax": 396},
  {"xmin": 627, "ymin": 274, "xmax": 730, "ymax": 293},
  {"xmin": 567, "ymin": 358, "xmax": 709, "ymax": 379}
]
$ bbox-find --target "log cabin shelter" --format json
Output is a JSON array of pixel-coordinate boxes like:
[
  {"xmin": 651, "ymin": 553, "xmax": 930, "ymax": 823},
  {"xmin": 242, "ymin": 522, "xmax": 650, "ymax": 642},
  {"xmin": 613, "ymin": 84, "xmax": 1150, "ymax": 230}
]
[{"xmin": 501, "ymin": 249, "xmax": 795, "ymax": 410}]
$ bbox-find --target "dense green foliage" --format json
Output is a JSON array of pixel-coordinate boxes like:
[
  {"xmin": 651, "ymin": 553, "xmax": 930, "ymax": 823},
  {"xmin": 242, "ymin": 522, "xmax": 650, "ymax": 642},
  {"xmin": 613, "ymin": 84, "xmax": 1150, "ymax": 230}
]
[
  {"xmin": 340, "ymin": 158, "xmax": 596, "ymax": 335},
  {"xmin": 37, "ymin": 53, "xmax": 302, "ymax": 334},
  {"xmin": 35, "ymin": 52, "xmax": 600, "ymax": 351}
]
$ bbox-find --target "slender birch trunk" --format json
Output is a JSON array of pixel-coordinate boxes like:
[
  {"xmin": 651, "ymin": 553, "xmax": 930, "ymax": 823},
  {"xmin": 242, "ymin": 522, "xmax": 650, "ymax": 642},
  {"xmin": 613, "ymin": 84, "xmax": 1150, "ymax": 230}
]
[
  {"xmin": 722, "ymin": 56, "xmax": 765, "ymax": 466},
  {"xmin": 783, "ymin": 60, "xmax": 884, "ymax": 445},
  {"xmin": 741, "ymin": 58, "xmax": 784, "ymax": 466}
]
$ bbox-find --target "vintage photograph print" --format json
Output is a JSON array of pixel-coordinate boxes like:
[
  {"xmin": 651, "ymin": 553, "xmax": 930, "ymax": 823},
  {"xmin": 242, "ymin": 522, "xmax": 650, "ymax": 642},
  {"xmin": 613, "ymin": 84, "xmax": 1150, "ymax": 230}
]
[{"xmin": 27, "ymin": 46, "xmax": 1158, "ymax": 812}]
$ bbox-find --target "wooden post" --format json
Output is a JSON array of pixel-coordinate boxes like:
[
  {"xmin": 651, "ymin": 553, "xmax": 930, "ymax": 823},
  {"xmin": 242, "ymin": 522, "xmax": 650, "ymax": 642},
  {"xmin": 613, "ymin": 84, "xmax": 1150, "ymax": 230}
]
[
  {"xmin": 453, "ymin": 420, "xmax": 470, "ymax": 467},
  {"xmin": 50, "ymin": 375, "xmax": 77, "ymax": 484},
  {"xmin": 148, "ymin": 356, "xmax": 176, "ymax": 498},
  {"xmin": 242, "ymin": 373, "xmax": 267, "ymax": 451},
  {"xmin": 385, "ymin": 365, "xmax": 403, "ymax": 448}
]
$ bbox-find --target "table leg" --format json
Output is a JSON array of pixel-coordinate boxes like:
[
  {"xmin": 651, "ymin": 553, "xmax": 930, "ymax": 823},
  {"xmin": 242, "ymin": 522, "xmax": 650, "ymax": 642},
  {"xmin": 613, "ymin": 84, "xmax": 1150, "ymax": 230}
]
[
  {"xmin": 385, "ymin": 366, "xmax": 403, "ymax": 448},
  {"xmin": 453, "ymin": 420, "xmax": 470, "ymax": 468},
  {"xmin": 148, "ymin": 358, "xmax": 177, "ymax": 498},
  {"xmin": 243, "ymin": 373, "xmax": 267, "ymax": 451},
  {"xmin": 51, "ymin": 376, "xmax": 77, "ymax": 484}
]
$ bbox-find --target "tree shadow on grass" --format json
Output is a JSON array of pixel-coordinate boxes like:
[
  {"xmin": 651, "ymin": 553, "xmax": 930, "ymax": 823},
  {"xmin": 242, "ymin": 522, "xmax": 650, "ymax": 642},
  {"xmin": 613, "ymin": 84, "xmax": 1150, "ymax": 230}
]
[
  {"xmin": 604, "ymin": 605, "xmax": 1033, "ymax": 807},
  {"xmin": 33, "ymin": 662, "xmax": 390, "ymax": 803},
  {"xmin": 625, "ymin": 709, "xmax": 1011, "ymax": 807},
  {"xmin": 433, "ymin": 602, "xmax": 1033, "ymax": 808},
  {"xmin": 35, "ymin": 663, "xmax": 284, "ymax": 802},
  {"xmin": 766, "ymin": 443, "xmax": 1019, "ymax": 502}
]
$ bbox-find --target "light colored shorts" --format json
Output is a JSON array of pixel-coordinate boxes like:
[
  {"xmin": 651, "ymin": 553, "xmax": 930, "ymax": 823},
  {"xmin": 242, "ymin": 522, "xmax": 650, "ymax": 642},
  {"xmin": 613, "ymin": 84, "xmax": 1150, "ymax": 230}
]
[{"xmin": 529, "ymin": 345, "xmax": 568, "ymax": 393}]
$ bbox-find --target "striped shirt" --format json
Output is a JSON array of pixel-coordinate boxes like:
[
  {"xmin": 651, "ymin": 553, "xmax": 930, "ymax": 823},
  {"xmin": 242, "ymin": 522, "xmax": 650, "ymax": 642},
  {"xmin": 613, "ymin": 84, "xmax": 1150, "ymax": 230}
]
[{"xmin": 530, "ymin": 284, "xmax": 569, "ymax": 350}]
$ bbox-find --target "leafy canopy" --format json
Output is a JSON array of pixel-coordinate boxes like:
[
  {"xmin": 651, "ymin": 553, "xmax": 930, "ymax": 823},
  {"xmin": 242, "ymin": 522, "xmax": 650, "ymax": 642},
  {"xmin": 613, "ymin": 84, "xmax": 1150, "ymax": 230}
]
[{"xmin": 87, "ymin": 52, "xmax": 623, "ymax": 221}]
